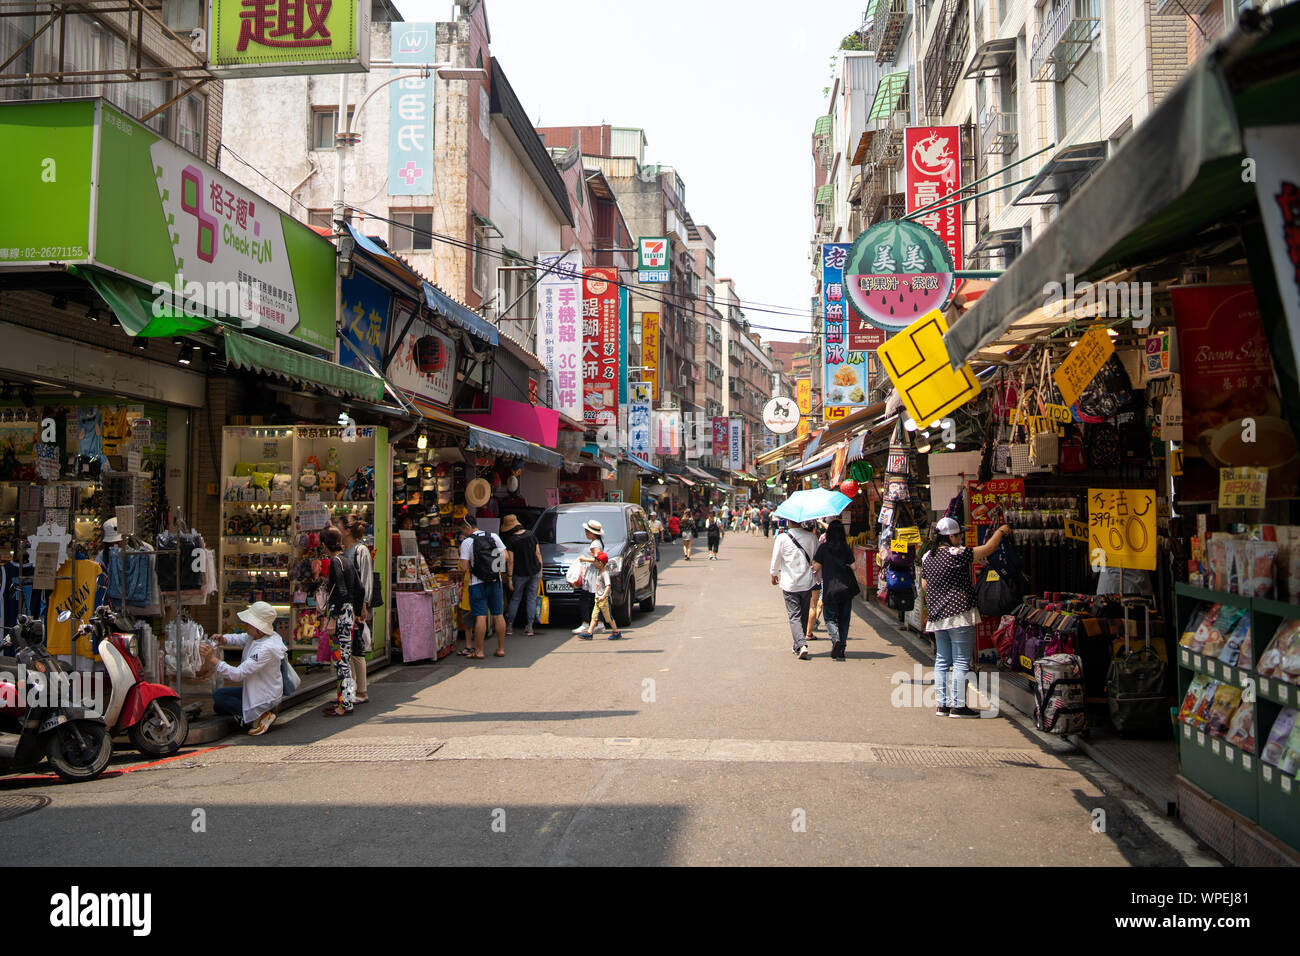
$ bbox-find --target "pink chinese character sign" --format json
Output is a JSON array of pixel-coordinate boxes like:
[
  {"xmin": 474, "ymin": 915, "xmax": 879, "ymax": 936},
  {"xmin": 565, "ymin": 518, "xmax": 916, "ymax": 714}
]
[{"xmin": 538, "ymin": 251, "xmax": 584, "ymax": 421}]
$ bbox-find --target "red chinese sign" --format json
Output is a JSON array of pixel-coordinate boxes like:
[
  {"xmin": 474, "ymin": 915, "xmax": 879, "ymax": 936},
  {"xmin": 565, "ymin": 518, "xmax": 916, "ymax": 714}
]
[
  {"xmin": 966, "ymin": 478, "xmax": 1023, "ymax": 526},
  {"xmin": 905, "ymin": 126, "xmax": 963, "ymax": 270},
  {"xmin": 712, "ymin": 416, "xmax": 729, "ymax": 456},
  {"xmin": 582, "ymin": 268, "xmax": 620, "ymax": 429}
]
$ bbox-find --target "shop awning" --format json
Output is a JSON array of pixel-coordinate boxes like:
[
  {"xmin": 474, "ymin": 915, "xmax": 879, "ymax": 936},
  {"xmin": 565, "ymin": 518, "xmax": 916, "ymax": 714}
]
[
  {"xmin": 800, "ymin": 430, "xmax": 826, "ymax": 464},
  {"xmin": 964, "ymin": 37, "xmax": 1017, "ymax": 78},
  {"xmin": 795, "ymin": 452, "xmax": 836, "ymax": 476},
  {"xmin": 1011, "ymin": 141, "xmax": 1107, "ymax": 207},
  {"xmin": 671, "ymin": 474, "xmax": 695, "ymax": 487},
  {"xmin": 846, "ymin": 433, "xmax": 867, "ymax": 463},
  {"xmin": 622, "ymin": 453, "xmax": 662, "ymax": 474},
  {"xmin": 458, "ymin": 396, "xmax": 558, "ymax": 448},
  {"xmin": 224, "ymin": 330, "xmax": 385, "ymax": 401},
  {"xmin": 944, "ymin": 5, "xmax": 1300, "ymax": 366},
  {"xmin": 73, "ymin": 266, "xmax": 215, "ymax": 338},
  {"xmin": 423, "ymin": 282, "xmax": 498, "ymax": 346},
  {"xmin": 966, "ymin": 227, "xmax": 1023, "ymax": 260},
  {"xmin": 869, "ymin": 71, "xmax": 909, "ymax": 120},
  {"xmin": 684, "ymin": 465, "xmax": 716, "ymax": 483},
  {"xmin": 755, "ymin": 433, "xmax": 809, "ymax": 467},
  {"xmin": 466, "ymin": 425, "xmax": 562, "ymax": 468}
]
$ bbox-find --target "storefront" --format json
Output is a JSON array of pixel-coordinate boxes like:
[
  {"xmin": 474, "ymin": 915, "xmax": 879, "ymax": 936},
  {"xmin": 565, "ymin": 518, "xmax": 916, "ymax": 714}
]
[{"xmin": 905, "ymin": 6, "xmax": 1300, "ymax": 863}]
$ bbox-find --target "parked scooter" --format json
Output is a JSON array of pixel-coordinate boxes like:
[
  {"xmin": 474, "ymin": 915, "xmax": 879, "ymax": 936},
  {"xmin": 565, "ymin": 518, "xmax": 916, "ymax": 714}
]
[
  {"xmin": 0, "ymin": 610, "xmax": 113, "ymax": 782},
  {"xmin": 74, "ymin": 605, "xmax": 188, "ymax": 756}
]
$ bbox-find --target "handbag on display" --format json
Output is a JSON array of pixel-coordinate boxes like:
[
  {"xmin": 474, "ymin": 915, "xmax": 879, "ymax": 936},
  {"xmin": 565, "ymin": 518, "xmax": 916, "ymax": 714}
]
[
  {"xmin": 1087, "ymin": 423, "xmax": 1123, "ymax": 469},
  {"xmin": 1059, "ymin": 430, "xmax": 1087, "ymax": 473},
  {"xmin": 1076, "ymin": 355, "xmax": 1132, "ymax": 420}
]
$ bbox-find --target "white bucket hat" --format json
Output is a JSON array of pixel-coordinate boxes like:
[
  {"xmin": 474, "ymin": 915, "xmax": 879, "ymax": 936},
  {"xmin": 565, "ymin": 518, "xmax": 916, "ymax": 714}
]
[
  {"xmin": 101, "ymin": 518, "xmax": 122, "ymax": 543},
  {"xmin": 237, "ymin": 601, "xmax": 279, "ymax": 635}
]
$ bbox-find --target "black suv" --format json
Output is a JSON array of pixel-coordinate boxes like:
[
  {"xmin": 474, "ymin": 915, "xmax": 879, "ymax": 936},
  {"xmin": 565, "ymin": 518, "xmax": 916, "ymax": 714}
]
[{"xmin": 535, "ymin": 502, "xmax": 658, "ymax": 626}]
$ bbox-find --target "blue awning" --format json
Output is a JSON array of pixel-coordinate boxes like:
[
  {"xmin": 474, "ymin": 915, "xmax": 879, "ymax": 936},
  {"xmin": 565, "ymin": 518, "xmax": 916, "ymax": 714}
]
[
  {"xmin": 795, "ymin": 452, "xmax": 835, "ymax": 476},
  {"xmin": 622, "ymin": 453, "xmax": 662, "ymax": 475},
  {"xmin": 466, "ymin": 425, "xmax": 561, "ymax": 468},
  {"xmin": 800, "ymin": 429, "xmax": 825, "ymax": 464},
  {"xmin": 847, "ymin": 433, "xmax": 867, "ymax": 463},
  {"xmin": 423, "ymin": 283, "xmax": 498, "ymax": 346}
]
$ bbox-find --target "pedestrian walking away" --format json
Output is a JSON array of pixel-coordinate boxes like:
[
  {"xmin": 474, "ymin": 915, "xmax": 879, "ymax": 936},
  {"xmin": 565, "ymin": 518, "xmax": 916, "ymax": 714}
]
[
  {"xmin": 667, "ymin": 513, "xmax": 681, "ymax": 542},
  {"xmin": 705, "ymin": 510, "xmax": 722, "ymax": 559},
  {"xmin": 806, "ymin": 520, "xmax": 826, "ymax": 642},
  {"xmin": 770, "ymin": 519, "xmax": 819, "ymax": 659},
  {"xmin": 321, "ymin": 526, "xmax": 364, "ymax": 715},
  {"xmin": 920, "ymin": 517, "xmax": 1011, "ymax": 717},
  {"xmin": 812, "ymin": 519, "xmax": 860, "ymax": 660},
  {"xmin": 574, "ymin": 552, "xmax": 622, "ymax": 640},
  {"xmin": 460, "ymin": 514, "xmax": 508, "ymax": 658},
  {"xmin": 574, "ymin": 519, "xmax": 606, "ymax": 633},
  {"xmin": 338, "ymin": 515, "xmax": 372, "ymax": 704},
  {"xmin": 501, "ymin": 513, "xmax": 542, "ymax": 636},
  {"xmin": 761, "ymin": 506, "xmax": 772, "ymax": 537},
  {"xmin": 680, "ymin": 511, "xmax": 696, "ymax": 560}
]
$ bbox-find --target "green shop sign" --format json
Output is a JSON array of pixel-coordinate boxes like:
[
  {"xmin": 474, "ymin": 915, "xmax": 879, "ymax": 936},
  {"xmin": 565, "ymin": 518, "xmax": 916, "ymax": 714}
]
[
  {"xmin": 208, "ymin": 0, "xmax": 371, "ymax": 76},
  {"xmin": 0, "ymin": 99, "xmax": 335, "ymax": 350}
]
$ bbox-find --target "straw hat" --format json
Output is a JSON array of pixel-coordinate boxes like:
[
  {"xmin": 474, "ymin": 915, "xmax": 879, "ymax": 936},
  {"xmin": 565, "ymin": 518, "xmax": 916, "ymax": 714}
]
[
  {"xmin": 465, "ymin": 477, "xmax": 492, "ymax": 507},
  {"xmin": 237, "ymin": 601, "xmax": 278, "ymax": 635},
  {"xmin": 500, "ymin": 514, "xmax": 522, "ymax": 533},
  {"xmin": 582, "ymin": 519, "xmax": 604, "ymax": 536}
]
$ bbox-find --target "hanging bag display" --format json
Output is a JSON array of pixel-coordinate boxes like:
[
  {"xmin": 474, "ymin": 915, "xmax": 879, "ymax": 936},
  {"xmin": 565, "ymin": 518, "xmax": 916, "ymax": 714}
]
[
  {"xmin": 1028, "ymin": 352, "xmax": 1060, "ymax": 469},
  {"xmin": 1087, "ymin": 422, "xmax": 1123, "ymax": 469},
  {"xmin": 1059, "ymin": 427, "xmax": 1087, "ymax": 473}
]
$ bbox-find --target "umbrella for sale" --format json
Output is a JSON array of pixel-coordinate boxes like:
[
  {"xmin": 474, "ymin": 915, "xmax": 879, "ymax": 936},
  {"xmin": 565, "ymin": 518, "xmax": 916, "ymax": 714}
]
[{"xmin": 774, "ymin": 488, "xmax": 852, "ymax": 524}]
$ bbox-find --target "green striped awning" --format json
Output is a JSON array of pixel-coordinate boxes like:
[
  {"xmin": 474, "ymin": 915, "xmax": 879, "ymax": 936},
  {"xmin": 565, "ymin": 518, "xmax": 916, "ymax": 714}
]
[
  {"xmin": 815, "ymin": 184, "xmax": 834, "ymax": 204},
  {"xmin": 225, "ymin": 330, "xmax": 384, "ymax": 401},
  {"xmin": 869, "ymin": 71, "xmax": 909, "ymax": 120},
  {"xmin": 813, "ymin": 115, "xmax": 832, "ymax": 138}
]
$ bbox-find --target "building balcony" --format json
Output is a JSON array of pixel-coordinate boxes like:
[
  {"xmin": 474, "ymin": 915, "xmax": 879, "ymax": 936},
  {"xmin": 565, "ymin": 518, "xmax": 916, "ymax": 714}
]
[
  {"xmin": 980, "ymin": 108, "xmax": 1018, "ymax": 155},
  {"xmin": 871, "ymin": 0, "xmax": 910, "ymax": 63},
  {"xmin": 1031, "ymin": 0, "xmax": 1101, "ymax": 83}
]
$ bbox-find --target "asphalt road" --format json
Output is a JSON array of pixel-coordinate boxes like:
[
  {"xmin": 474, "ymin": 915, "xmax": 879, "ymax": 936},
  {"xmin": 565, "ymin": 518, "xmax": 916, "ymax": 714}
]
[{"xmin": 3, "ymin": 529, "xmax": 1213, "ymax": 866}]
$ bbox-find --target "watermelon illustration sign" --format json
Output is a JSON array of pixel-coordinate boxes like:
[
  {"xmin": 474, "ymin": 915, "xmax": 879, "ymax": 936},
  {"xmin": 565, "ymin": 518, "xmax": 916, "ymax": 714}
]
[{"xmin": 823, "ymin": 219, "xmax": 956, "ymax": 418}]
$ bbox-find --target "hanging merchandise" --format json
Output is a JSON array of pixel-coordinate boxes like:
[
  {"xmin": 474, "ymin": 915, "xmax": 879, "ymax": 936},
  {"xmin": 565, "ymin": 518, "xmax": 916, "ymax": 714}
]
[
  {"xmin": 156, "ymin": 529, "xmax": 205, "ymax": 593},
  {"xmin": 163, "ymin": 616, "xmax": 212, "ymax": 680}
]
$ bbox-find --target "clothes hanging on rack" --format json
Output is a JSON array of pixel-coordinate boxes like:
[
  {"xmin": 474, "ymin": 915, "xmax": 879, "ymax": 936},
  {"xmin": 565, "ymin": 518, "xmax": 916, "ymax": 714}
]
[
  {"xmin": 98, "ymin": 544, "xmax": 153, "ymax": 606},
  {"xmin": 155, "ymin": 530, "xmax": 205, "ymax": 592}
]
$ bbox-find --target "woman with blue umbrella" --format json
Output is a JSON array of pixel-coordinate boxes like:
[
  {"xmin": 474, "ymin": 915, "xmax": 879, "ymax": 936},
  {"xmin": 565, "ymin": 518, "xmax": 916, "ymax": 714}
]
[{"xmin": 769, "ymin": 489, "xmax": 852, "ymax": 660}]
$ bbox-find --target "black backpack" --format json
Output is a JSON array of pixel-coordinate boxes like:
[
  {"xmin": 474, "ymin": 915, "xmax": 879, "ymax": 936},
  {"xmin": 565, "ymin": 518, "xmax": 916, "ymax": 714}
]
[{"xmin": 470, "ymin": 532, "xmax": 502, "ymax": 582}]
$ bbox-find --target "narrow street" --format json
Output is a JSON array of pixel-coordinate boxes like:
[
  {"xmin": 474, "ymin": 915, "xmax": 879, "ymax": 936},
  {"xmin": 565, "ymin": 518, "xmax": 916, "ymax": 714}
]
[{"xmin": 5, "ymin": 532, "xmax": 1204, "ymax": 866}]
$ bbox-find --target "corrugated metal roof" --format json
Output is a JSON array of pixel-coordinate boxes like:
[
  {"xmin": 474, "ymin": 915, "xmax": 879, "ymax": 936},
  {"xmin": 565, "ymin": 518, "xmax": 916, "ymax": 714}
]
[
  {"xmin": 815, "ymin": 184, "xmax": 834, "ymax": 204},
  {"xmin": 813, "ymin": 115, "xmax": 832, "ymax": 138}
]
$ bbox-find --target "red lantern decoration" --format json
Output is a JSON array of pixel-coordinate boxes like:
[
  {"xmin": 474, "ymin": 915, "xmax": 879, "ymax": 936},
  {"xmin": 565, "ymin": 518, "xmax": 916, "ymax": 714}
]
[
  {"xmin": 839, "ymin": 479, "xmax": 860, "ymax": 499},
  {"xmin": 415, "ymin": 335, "xmax": 446, "ymax": 373}
]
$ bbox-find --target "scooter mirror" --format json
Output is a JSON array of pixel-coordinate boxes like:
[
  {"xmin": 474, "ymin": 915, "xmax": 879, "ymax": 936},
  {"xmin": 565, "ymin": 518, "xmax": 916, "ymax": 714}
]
[{"xmin": 57, "ymin": 610, "xmax": 73, "ymax": 623}]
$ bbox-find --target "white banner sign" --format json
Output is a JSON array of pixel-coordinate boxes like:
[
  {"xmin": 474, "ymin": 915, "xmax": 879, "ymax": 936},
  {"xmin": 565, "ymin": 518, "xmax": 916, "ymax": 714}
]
[
  {"xmin": 538, "ymin": 251, "xmax": 584, "ymax": 421},
  {"xmin": 729, "ymin": 417, "xmax": 744, "ymax": 470}
]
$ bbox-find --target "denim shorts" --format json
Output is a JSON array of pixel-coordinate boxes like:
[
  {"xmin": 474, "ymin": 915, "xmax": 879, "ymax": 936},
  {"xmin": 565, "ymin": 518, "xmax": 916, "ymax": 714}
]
[{"xmin": 469, "ymin": 580, "xmax": 504, "ymax": 617}]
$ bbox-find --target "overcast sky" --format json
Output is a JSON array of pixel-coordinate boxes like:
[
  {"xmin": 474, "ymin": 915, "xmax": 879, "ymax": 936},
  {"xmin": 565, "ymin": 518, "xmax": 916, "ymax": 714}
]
[{"xmin": 399, "ymin": 0, "xmax": 861, "ymax": 343}]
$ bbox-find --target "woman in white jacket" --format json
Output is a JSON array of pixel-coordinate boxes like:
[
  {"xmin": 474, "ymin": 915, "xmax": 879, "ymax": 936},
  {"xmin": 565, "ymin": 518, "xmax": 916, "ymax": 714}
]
[{"xmin": 200, "ymin": 601, "xmax": 287, "ymax": 736}]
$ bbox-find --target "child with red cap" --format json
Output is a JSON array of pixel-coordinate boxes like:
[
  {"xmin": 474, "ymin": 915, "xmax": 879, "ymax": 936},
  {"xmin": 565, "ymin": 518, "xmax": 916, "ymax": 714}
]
[{"xmin": 575, "ymin": 552, "xmax": 622, "ymax": 640}]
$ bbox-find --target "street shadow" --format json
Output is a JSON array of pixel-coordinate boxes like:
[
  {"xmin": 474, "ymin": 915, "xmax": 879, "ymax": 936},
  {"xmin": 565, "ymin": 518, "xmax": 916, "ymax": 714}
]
[
  {"xmin": 1065, "ymin": 787, "xmax": 1190, "ymax": 866},
  {"xmin": 372, "ymin": 709, "xmax": 641, "ymax": 724},
  {"xmin": 2, "ymin": 801, "xmax": 688, "ymax": 866}
]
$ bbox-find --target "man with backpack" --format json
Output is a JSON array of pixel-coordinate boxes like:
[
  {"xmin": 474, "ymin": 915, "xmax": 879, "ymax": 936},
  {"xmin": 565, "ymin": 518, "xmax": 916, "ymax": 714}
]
[
  {"xmin": 770, "ymin": 519, "xmax": 819, "ymax": 660},
  {"xmin": 459, "ymin": 514, "xmax": 508, "ymax": 659}
]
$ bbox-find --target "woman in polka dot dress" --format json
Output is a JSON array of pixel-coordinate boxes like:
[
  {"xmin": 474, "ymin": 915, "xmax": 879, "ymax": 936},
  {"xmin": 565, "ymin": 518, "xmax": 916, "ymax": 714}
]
[{"xmin": 920, "ymin": 517, "xmax": 1011, "ymax": 718}]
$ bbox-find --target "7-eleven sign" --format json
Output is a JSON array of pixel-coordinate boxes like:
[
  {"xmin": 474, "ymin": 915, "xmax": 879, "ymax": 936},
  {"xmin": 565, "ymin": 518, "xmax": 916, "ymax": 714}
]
[{"xmin": 638, "ymin": 237, "xmax": 670, "ymax": 282}]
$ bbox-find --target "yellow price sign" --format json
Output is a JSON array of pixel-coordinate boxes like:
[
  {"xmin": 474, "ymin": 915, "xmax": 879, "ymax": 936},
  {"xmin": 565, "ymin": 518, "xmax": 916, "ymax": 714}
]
[
  {"xmin": 1087, "ymin": 488, "xmax": 1157, "ymax": 571},
  {"xmin": 1064, "ymin": 518, "xmax": 1088, "ymax": 542},
  {"xmin": 876, "ymin": 309, "xmax": 980, "ymax": 427},
  {"xmin": 1053, "ymin": 327, "xmax": 1114, "ymax": 408},
  {"xmin": 890, "ymin": 538, "xmax": 910, "ymax": 553}
]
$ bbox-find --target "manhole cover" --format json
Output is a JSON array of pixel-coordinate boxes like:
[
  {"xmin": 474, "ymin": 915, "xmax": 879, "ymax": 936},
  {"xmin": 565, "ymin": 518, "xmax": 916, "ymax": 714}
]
[
  {"xmin": 0, "ymin": 794, "xmax": 51, "ymax": 822},
  {"xmin": 282, "ymin": 742, "xmax": 444, "ymax": 763},
  {"xmin": 385, "ymin": 666, "xmax": 438, "ymax": 683},
  {"xmin": 871, "ymin": 747, "xmax": 1042, "ymax": 769}
]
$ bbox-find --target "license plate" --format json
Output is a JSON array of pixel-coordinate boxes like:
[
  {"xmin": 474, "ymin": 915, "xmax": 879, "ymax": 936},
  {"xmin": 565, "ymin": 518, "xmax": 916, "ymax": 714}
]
[{"xmin": 545, "ymin": 580, "xmax": 572, "ymax": 593}]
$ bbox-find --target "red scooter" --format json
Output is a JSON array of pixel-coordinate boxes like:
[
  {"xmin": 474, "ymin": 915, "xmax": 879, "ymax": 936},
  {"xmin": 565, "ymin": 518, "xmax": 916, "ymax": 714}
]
[{"xmin": 75, "ymin": 606, "xmax": 188, "ymax": 756}]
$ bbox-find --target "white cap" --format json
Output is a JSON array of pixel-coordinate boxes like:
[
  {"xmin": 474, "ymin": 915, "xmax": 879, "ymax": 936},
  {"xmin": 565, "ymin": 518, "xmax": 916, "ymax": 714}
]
[{"xmin": 935, "ymin": 516, "xmax": 962, "ymax": 536}]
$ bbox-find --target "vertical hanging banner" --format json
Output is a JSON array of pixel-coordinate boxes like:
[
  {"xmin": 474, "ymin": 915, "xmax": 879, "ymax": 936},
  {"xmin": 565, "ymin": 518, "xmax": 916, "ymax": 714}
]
[
  {"xmin": 628, "ymin": 382, "xmax": 652, "ymax": 457},
  {"xmin": 729, "ymin": 418, "xmax": 744, "ymax": 470},
  {"xmin": 538, "ymin": 251, "xmax": 584, "ymax": 421},
  {"xmin": 797, "ymin": 379, "xmax": 812, "ymax": 437},
  {"xmin": 388, "ymin": 23, "xmax": 436, "ymax": 196},
  {"xmin": 582, "ymin": 268, "xmax": 620, "ymax": 434},
  {"xmin": 905, "ymin": 126, "xmax": 963, "ymax": 270},
  {"xmin": 821, "ymin": 241, "xmax": 871, "ymax": 422},
  {"xmin": 640, "ymin": 312, "xmax": 660, "ymax": 402},
  {"xmin": 655, "ymin": 410, "xmax": 681, "ymax": 456},
  {"xmin": 712, "ymin": 416, "xmax": 729, "ymax": 459}
]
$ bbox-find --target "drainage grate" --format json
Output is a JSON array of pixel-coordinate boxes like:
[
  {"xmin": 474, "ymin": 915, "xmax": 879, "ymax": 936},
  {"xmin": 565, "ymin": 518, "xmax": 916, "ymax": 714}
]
[
  {"xmin": 871, "ymin": 746, "xmax": 1043, "ymax": 769},
  {"xmin": 384, "ymin": 666, "xmax": 439, "ymax": 683},
  {"xmin": 0, "ymin": 794, "xmax": 51, "ymax": 822},
  {"xmin": 282, "ymin": 742, "xmax": 444, "ymax": 763}
]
